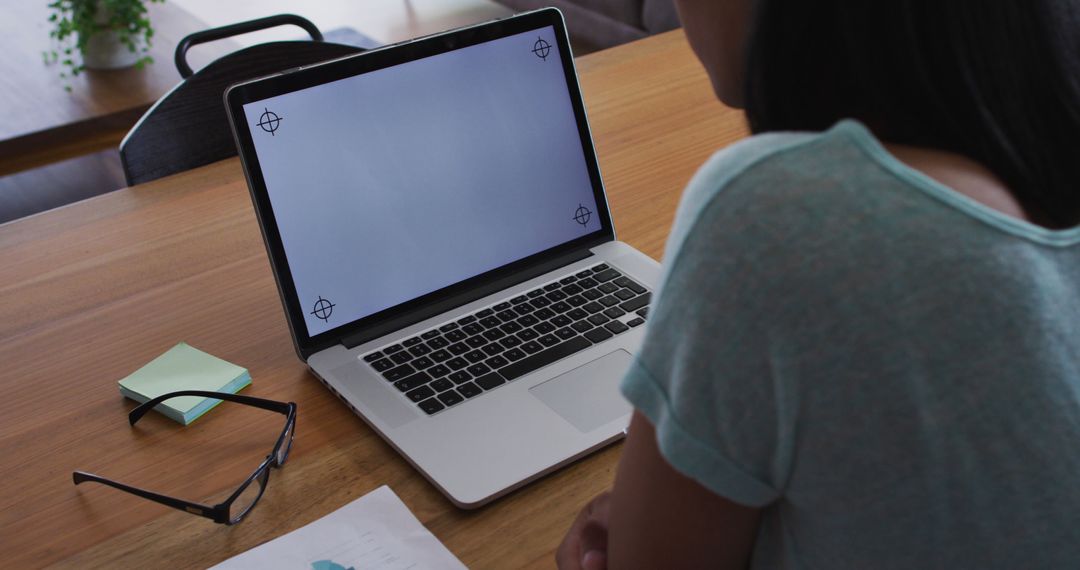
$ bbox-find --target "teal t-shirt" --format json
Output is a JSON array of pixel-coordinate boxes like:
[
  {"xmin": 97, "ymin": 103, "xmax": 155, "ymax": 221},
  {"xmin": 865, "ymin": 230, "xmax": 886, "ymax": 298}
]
[{"xmin": 620, "ymin": 120, "xmax": 1080, "ymax": 568}]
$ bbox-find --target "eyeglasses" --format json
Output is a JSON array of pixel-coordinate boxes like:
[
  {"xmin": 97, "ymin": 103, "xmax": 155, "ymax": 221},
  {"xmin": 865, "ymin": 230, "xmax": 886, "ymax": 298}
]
[{"xmin": 73, "ymin": 390, "xmax": 296, "ymax": 525}]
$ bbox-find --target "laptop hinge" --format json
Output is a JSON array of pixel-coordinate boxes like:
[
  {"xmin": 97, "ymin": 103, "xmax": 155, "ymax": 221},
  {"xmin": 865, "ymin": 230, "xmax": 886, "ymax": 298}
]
[{"xmin": 340, "ymin": 248, "xmax": 595, "ymax": 349}]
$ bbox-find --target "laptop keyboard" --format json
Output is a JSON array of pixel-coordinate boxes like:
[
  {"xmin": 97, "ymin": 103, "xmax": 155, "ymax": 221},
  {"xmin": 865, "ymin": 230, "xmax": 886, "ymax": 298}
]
[{"xmin": 361, "ymin": 263, "xmax": 651, "ymax": 416}]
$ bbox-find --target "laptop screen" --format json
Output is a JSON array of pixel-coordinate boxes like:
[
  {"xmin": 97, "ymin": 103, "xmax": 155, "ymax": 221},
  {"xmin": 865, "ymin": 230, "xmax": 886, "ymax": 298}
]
[{"xmin": 241, "ymin": 26, "xmax": 601, "ymax": 337}]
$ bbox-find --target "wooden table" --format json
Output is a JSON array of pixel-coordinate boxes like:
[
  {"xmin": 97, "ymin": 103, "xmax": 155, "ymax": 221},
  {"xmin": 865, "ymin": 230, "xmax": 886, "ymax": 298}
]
[
  {"xmin": 0, "ymin": 30, "xmax": 748, "ymax": 569},
  {"xmin": 0, "ymin": 2, "xmax": 233, "ymax": 176}
]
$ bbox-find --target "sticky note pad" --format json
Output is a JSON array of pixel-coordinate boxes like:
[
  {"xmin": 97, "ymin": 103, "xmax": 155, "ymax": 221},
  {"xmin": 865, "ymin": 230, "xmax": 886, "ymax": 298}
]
[{"xmin": 118, "ymin": 343, "xmax": 251, "ymax": 425}]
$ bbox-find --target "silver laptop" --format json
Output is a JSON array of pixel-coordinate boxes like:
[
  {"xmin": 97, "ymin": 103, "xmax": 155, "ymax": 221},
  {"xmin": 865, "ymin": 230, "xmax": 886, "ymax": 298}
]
[{"xmin": 225, "ymin": 8, "xmax": 660, "ymax": 507}]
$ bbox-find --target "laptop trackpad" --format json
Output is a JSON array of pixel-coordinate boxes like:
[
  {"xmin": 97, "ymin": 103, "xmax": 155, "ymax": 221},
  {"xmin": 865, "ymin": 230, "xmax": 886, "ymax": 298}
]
[{"xmin": 530, "ymin": 350, "xmax": 633, "ymax": 433}]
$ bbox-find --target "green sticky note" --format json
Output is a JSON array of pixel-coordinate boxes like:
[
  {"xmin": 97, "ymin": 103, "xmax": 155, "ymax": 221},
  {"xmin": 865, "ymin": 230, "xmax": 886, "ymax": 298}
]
[{"xmin": 118, "ymin": 342, "xmax": 251, "ymax": 425}]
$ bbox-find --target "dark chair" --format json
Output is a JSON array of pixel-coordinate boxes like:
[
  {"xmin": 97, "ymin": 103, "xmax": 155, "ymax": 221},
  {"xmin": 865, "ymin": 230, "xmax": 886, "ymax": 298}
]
[{"xmin": 119, "ymin": 15, "xmax": 366, "ymax": 186}]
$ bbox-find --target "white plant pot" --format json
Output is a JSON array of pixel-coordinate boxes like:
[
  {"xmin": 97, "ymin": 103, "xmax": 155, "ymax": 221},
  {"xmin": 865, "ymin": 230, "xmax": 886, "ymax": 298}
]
[{"xmin": 82, "ymin": 30, "xmax": 141, "ymax": 70}]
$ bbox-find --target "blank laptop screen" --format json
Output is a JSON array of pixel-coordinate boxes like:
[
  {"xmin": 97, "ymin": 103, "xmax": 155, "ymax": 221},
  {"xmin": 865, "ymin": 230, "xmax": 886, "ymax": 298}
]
[{"xmin": 243, "ymin": 26, "xmax": 601, "ymax": 337}]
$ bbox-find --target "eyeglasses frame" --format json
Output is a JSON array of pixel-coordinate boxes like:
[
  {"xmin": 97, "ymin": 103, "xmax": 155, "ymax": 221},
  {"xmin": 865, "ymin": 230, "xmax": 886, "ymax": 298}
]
[{"xmin": 72, "ymin": 390, "xmax": 297, "ymax": 525}]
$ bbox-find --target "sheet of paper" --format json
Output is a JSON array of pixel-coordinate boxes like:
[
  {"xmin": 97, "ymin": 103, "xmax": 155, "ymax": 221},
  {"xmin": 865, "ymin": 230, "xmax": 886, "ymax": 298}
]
[{"xmin": 211, "ymin": 486, "xmax": 465, "ymax": 570}]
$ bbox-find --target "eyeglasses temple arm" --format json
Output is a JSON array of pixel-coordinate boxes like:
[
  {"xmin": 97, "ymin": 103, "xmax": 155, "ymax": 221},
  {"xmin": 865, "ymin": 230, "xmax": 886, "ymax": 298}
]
[
  {"xmin": 72, "ymin": 471, "xmax": 222, "ymax": 522},
  {"xmin": 128, "ymin": 390, "xmax": 293, "ymax": 425}
]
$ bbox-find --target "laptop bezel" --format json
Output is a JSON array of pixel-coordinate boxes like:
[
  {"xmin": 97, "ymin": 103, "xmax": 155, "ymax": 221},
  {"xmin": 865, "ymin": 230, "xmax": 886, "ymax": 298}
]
[{"xmin": 225, "ymin": 8, "xmax": 615, "ymax": 360}]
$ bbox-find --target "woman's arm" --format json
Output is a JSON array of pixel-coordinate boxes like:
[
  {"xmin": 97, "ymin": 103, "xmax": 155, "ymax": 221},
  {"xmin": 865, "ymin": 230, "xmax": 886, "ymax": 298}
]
[{"xmin": 559, "ymin": 411, "xmax": 763, "ymax": 569}]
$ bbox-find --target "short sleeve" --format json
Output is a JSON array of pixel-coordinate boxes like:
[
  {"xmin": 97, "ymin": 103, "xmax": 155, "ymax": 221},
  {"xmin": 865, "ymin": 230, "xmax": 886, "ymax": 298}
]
[{"xmin": 620, "ymin": 136, "xmax": 813, "ymax": 508}]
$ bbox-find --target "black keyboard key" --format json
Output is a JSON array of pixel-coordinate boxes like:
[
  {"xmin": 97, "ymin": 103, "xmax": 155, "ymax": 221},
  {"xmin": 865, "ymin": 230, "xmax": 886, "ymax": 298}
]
[
  {"xmin": 457, "ymin": 315, "xmax": 476, "ymax": 325},
  {"xmin": 384, "ymin": 344, "xmax": 404, "ymax": 354},
  {"xmin": 584, "ymin": 328, "xmax": 613, "ymax": 343},
  {"xmin": 598, "ymin": 282, "xmax": 619, "ymax": 294},
  {"xmin": 494, "ymin": 301, "xmax": 512, "ymax": 311},
  {"xmin": 614, "ymin": 289, "xmax": 637, "ymax": 301},
  {"xmin": 477, "ymin": 308, "xmax": 495, "ymax": 318},
  {"xmin": 527, "ymin": 288, "xmax": 545, "ymax": 298},
  {"xmin": 462, "ymin": 323, "xmax": 484, "ymax": 336},
  {"xmin": 445, "ymin": 329, "xmax": 466, "ymax": 342},
  {"xmin": 464, "ymin": 350, "xmax": 487, "ymax": 363},
  {"xmin": 567, "ymin": 308, "xmax": 588, "ymax": 321},
  {"xmin": 500, "ymin": 335, "xmax": 522, "ymax": 348},
  {"xmin": 466, "ymin": 336, "xmax": 488, "ymax": 348},
  {"xmin": 497, "ymin": 310, "xmax": 519, "ymax": 323},
  {"xmin": 515, "ymin": 303, "xmax": 536, "ymax": 316},
  {"xmin": 551, "ymin": 301, "xmax": 572, "ymax": 313},
  {"xmin": 571, "ymin": 320, "xmax": 594, "ymax": 333},
  {"xmin": 395, "ymin": 372, "xmax": 432, "ymax": 392},
  {"xmin": 431, "ymin": 378, "xmax": 454, "ymax": 392},
  {"xmin": 538, "ymin": 334, "xmax": 560, "ymax": 347},
  {"xmin": 504, "ymin": 347, "xmax": 527, "ymax": 361},
  {"xmin": 486, "ymin": 355, "xmax": 510, "ymax": 369},
  {"xmin": 479, "ymin": 316, "xmax": 502, "ymax": 329},
  {"xmin": 619, "ymin": 293, "xmax": 652, "ymax": 313},
  {"xmin": 535, "ymin": 321, "xmax": 556, "ymax": 334},
  {"xmin": 427, "ymin": 337, "xmax": 449, "ymax": 349},
  {"xmin": 534, "ymin": 308, "xmax": 556, "ymax": 320},
  {"xmin": 511, "ymin": 295, "xmax": 528, "ymax": 305},
  {"xmin": 563, "ymin": 284, "xmax": 583, "ymax": 295},
  {"xmin": 582, "ymin": 288, "xmax": 603, "ymax": 300},
  {"xmin": 575, "ymin": 270, "xmax": 593, "ymax": 279},
  {"xmin": 615, "ymin": 277, "xmax": 646, "ymax": 294},
  {"xmin": 449, "ymin": 371, "xmax": 472, "ymax": 385},
  {"xmin": 555, "ymin": 327, "xmax": 576, "ymax": 340},
  {"xmin": 636, "ymin": 307, "xmax": 649, "ymax": 318},
  {"xmin": 522, "ymin": 340, "xmax": 544, "ymax": 354},
  {"xmin": 482, "ymin": 343, "xmax": 505, "ymax": 356},
  {"xmin": 406, "ymin": 385, "xmax": 435, "ymax": 403},
  {"xmin": 592, "ymin": 263, "xmax": 610, "ymax": 272},
  {"xmin": 560, "ymin": 276, "xmax": 578, "ymax": 285},
  {"xmin": 627, "ymin": 317, "xmax": 645, "ymax": 328},
  {"xmin": 547, "ymin": 291, "xmax": 567, "ymax": 301},
  {"xmin": 438, "ymin": 390, "xmax": 464, "ymax": 406},
  {"xmin": 603, "ymin": 307, "xmax": 626, "ymax": 319},
  {"xmin": 475, "ymin": 373, "xmax": 506, "ymax": 390},
  {"xmin": 588, "ymin": 314, "xmax": 610, "ymax": 326},
  {"xmin": 412, "ymin": 356, "xmax": 434, "ymax": 369},
  {"xmin": 567, "ymin": 295, "xmax": 587, "ymax": 307},
  {"xmin": 409, "ymin": 344, "xmax": 431, "ymax": 357},
  {"xmin": 440, "ymin": 322, "xmax": 459, "ymax": 332},
  {"xmin": 517, "ymin": 314, "xmax": 539, "ymax": 327},
  {"xmin": 605, "ymin": 321, "xmax": 630, "ymax": 335},
  {"xmin": 404, "ymin": 337, "xmax": 423, "ymax": 347},
  {"xmin": 544, "ymin": 282, "xmax": 561, "ymax": 292},
  {"xmin": 518, "ymin": 328, "xmax": 539, "ymax": 341},
  {"xmin": 551, "ymin": 315, "xmax": 572, "ymax": 327},
  {"xmin": 428, "ymin": 364, "xmax": 451, "ymax": 377},
  {"xmin": 599, "ymin": 295, "xmax": 621, "ymax": 307},
  {"xmin": 363, "ymin": 351, "xmax": 384, "ymax": 362},
  {"xmin": 447, "ymin": 357, "xmax": 469, "ymax": 370},
  {"xmin": 530, "ymin": 296, "xmax": 552, "ymax": 309},
  {"xmin": 501, "ymin": 336, "xmax": 592, "ymax": 380},
  {"xmin": 391, "ymin": 351, "xmax": 413, "ymax": 365},
  {"xmin": 578, "ymin": 277, "xmax": 599, "ymax": 289},
  {"xmin": 383, "ymin": 363, "xmax": 416, "ymax": 381},
  {"xmin": 422, "ymin": 330, "xmax": 441, "ymax": 340},
  {"xmin": 500, "ymin": 321, "xmax": 523, "ymax": 334},
  {"xmin": 583, "ymin": 302, "xmax": 605, "ymax": 314},
  {"xmin": 447, "ymin": 342, "xmax": 469, "ymax": 355},
  {"xmin": 483, "ymin": 328, "xmax": 506, "ymax": 341},
  {"xmin": 467, "ymin": 363, "xmax": 492, "ymax": 376},
  {"xmin": 458, "ymin": 382, "xmax": 483, "ymax": 399},
  {"xmin": 370, "ymin": 358, "xmax": 394, "ymax": 372},
  {"xmin": 419, "ymin": 398, "xmax": 445, "ymax": 415}
]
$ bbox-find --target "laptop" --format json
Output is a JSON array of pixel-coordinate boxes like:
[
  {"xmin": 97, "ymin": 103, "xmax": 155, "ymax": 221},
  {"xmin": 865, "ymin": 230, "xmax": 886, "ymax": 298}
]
[{"xmin": 224, "ymin": 8, "xmax": 660, "ymax": 508}]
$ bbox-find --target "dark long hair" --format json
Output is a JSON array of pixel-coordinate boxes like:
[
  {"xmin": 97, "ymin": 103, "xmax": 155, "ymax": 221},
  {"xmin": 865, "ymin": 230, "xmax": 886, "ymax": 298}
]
[{"xmin": 744, "ymin": 1, "xmax": 1080, "ymax": 227}]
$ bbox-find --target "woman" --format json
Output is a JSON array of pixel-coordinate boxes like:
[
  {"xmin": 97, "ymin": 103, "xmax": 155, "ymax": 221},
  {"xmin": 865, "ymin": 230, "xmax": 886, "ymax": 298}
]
[{"xmin": 558, "ymin": 0, "xmax": 1080, "ymax": 568}]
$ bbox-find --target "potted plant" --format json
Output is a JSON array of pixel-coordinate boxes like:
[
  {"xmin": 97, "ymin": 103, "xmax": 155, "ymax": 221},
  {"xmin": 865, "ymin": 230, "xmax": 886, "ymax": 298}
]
[{"xmin": 45, "ymin": 0, "xmax": 164, "ymax": 80}]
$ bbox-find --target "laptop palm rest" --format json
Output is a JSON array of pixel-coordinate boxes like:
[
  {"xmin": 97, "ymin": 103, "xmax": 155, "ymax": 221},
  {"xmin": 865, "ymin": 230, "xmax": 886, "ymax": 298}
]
[{"xmin": 529, "ymin": 350, "xmax": 633, "ymax": 433}]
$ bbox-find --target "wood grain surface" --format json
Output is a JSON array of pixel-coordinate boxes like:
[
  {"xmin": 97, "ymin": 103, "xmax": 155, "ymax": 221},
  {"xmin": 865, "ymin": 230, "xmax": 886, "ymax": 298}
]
[
  {"xmin": 1, "ymin": 2, "xmax": 233, "ymax": 176},
  {"xmin": 0, "ymin": 30, "xmax": 748, "ymax": 569}
]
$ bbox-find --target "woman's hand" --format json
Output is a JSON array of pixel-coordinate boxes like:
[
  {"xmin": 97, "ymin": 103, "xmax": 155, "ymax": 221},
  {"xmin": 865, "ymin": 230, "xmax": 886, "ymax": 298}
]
[{"xmin": 556, "ymin": 491, "xmax": 612, "ymax": 570}]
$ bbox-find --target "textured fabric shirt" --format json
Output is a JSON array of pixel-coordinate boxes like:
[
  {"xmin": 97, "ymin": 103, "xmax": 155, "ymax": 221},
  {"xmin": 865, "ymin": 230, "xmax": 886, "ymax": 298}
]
[{"xmin": 620, "ymin": 120, "xmax": 1080, "ymax": 568}]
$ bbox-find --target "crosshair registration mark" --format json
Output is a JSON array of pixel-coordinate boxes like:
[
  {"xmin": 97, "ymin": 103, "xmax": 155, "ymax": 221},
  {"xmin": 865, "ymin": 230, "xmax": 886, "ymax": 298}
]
[
  {"xmin": 532, "ymin": 37, "xmax": 551, "ymax": 61},
  {"xmin": 258, "ymin": 107, "xmax": 283, "ymax": 136},
  {"xmin": 573, "ymin": 204, "xmax": 592, "ymax": 226},
  {"xmin": 311, "ymin": 296, "xmax": 335, "ymax": 322}
]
